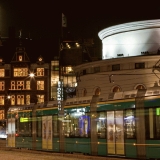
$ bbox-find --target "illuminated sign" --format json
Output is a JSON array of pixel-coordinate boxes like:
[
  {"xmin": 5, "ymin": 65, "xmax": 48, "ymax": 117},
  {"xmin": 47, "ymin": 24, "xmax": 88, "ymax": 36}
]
[
  {"xmin": 20, "ymin": 117, "xmax": 29, "ymax": 122},
  {"xmin": 57, "ymin": 81, "xmax": 63, "ymax": 111}
]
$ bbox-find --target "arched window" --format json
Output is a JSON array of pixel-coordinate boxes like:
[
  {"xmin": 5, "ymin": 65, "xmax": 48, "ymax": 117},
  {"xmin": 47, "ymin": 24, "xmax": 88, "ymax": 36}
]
[
  {"xmin": 112, "ymin": 86, "xmax": 121, "ymax": 92},
  {"xmin": 95, "ymin": 87, "xmax": 101, "ymax": 95},
  {"xmin": 83, "ymin": 88, "xmax": 87, "ymax": 97},
  {"xmin": 135, "ymin": 84, "xmax": 145, "ymax": 89}
]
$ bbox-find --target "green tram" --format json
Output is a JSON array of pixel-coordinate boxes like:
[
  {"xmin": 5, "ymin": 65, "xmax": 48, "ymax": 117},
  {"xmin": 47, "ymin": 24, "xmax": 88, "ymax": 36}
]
[{"xmin": 6, "ymin": 89, "xmax": 160, "ymax": 159}]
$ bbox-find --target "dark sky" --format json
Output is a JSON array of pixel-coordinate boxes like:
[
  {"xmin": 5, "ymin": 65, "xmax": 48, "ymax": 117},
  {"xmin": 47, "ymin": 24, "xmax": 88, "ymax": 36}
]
[{"xmin": 0, "ymin": 0, "xmax": 160, "ymax": 62}]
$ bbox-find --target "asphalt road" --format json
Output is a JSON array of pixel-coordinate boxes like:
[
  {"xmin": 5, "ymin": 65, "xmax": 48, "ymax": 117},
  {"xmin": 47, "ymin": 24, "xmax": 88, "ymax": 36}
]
[{"xmin": 0, "ymin": 139, "xmax": 134, "ymax": 160}]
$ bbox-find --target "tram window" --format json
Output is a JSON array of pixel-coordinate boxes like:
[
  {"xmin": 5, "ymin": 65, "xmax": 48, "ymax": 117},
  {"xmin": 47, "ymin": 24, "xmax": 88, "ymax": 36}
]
[
  {"xmin": 97, "ymin": 112, "xmax": 106, "ymax": 139},
  {"xmin": 53, "ymin": 115, "xmax": 59, "ymax": 137},
  {"xmin": 124, "ymin": 109, "xmax": 136, "ymax": 139},
  {"xmin": 63, "ymin": 110, "xmax": 90, "ymax": 138},
  {"xmin": 18, "ymin": 117, "xmax": 32, "ymax": 137}
]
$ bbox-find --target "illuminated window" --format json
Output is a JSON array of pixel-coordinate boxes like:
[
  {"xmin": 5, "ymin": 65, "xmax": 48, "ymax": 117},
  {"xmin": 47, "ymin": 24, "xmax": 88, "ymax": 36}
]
[
  {"xmin": 135, "ymin": 84, "xmax": 145, "ymax": 89},
  {"xmin": 11, "ymin": 95, "xmax": 15, "ymax": 105},
  {"xmin": 0, "ymin": 81, "xmax": 5, "ymax": 90},
  {"xmin": 19, "ymin": 55, "xmax": 22, "ymax": 61},
  {"xmin": 65, "ymin": 67, "xmax": 73, "ymax": 74},
  {"xmin": 0, "ymin": 69, "xmax": 4, "ymax": 77},
  {"xmin": 11, "ymin": 81, "xmax": 15, "ymax": 90},
  {"xmin": 0, "ymin": 110, "xmax": 4, "ymax": 119},
  {"xmin": 37, "ymin": 95, "xmax": 44, "ymax": 103},
  {"xmin": 37, "ymin": 68, "xmax": 44, "ymax": 76},
  {"xmin": 37, "ymin": 81, "xmax": 44, "ymax": 90},
  {"xmin": 14, "ymin": 68, "xmax": 28, "ymax": 77},
  {"xmin": 17, "ymin": 81, "xmax": 24, "ymax": 90},
  {"xmin": 26, "ymin": 95, "xmax": 30, "ymax": 105},
  {"xmin": 17, "ymin": 95, "xmax": 24, "ymax": 105},
  {"xmin": 26, "ymin": 81, "xmax": 30, "ymax": 90},
  {"xmin": 112, "ymin": 86, "xmax": 121, "ymax": 92},
  {"xmin": 95, "ymin": 87, "xmax": 101, "ymax": 95},
  {"xmin": 0, "ymin": 96, "xmax": 4, "ymax": 105}
]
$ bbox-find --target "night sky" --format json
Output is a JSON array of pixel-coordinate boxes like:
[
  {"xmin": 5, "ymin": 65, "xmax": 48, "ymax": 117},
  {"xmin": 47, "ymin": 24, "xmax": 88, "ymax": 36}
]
[{"xmin": 0, "ymin": 0, "xmax": 160, "ymax": 62}]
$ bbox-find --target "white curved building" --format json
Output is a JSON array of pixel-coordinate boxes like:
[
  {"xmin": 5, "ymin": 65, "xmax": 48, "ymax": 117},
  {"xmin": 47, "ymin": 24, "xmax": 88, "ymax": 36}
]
[
  {"xmin": 72, "ymin": 19, "xmax": 160, "ymax": 100},
  {"xmin": 98, "ymin": 19, "xmax": 160, "ymax": 59}
]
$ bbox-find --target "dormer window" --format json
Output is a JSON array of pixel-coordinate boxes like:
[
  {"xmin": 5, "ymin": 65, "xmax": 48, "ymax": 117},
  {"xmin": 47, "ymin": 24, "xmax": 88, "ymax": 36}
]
[
  {"xmin": 39, "ymin": 57, "xmax": 42, "ymax": 61},
  {"xmin": 19, "ymin": 55, "xmax": 22, "ymax": 61}
]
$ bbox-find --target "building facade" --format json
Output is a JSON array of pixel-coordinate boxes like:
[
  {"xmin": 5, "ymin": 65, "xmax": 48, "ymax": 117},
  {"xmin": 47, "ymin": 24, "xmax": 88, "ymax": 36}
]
[{"xmin": 0, "ymin": 42, "xmax": 50, "ymax": 119}]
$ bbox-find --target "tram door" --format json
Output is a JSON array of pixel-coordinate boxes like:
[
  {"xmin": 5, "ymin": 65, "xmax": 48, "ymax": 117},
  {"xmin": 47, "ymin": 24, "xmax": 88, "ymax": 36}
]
[
  {"xmin": 107, "ymin": 111, "xmax": 124, "ymax": 155},
  {"xmin": 7, "ymin": 118, "xmax": 15, "ymax": 147},
  {"xmin": 42, "ymin": 116, "xmax": 52, "ymax": 150}
]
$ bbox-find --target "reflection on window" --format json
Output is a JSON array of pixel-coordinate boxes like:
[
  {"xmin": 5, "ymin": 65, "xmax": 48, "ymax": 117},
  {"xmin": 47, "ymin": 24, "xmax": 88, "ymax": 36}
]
[
  {"xmin": 124, "ymin": 109, "xmax": 135, "ymax": 138},
  {"xmin": 97, "ymin": 112, "xmax": 106, "ymax": 138},
  {"xmin": 0, "ymin": 81, "xmax": 5, "ymax": 90},
  {"xmin": 14, "ymin": 68, "xmax": 28, "ymax": 77},
  {"xmin": 63, "ymin": 109, "xmax": 90, "ymax": 138},
  {"xmin": 37, "ymin": 68, "xmax": 44, "ymax": 76},
  {"xmin": 0, "ymin": 69, "xmax": 4, "ymax": 77},
  {"xmin": 37, "ymin": 81, "xmax": 44, "ymax": 90},
  {"xmin": 37, "ymin": 95, "xmax": 44, "ymax": 103},
  {"xmin": 0, "ymin": 96, "xmax": 4, "ymax": 105},
  {"xmin": 17, "ymin": 95, "xmax": 24, "ymax": 105}
]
